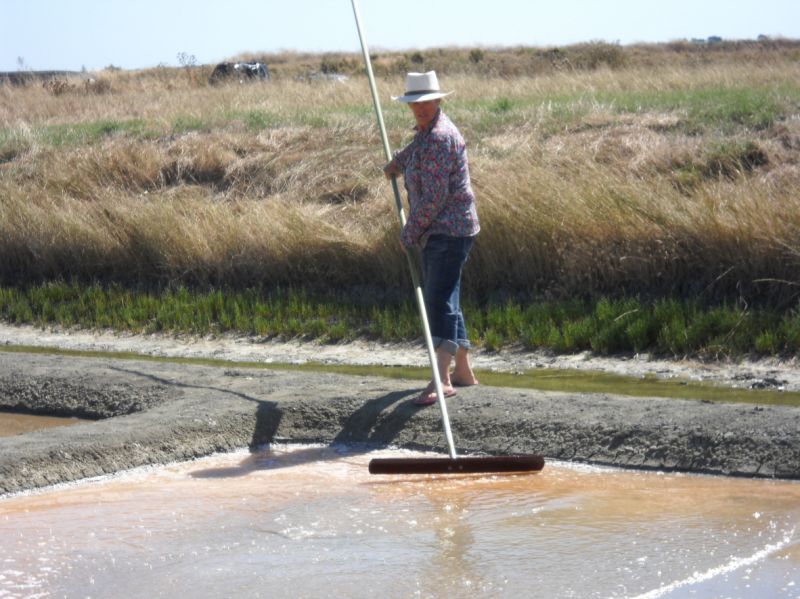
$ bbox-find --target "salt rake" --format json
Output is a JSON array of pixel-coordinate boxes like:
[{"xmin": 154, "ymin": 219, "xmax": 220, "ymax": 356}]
[{"xmin": 351, "ymin": 0, "xmax": 544, "ymax": 476}]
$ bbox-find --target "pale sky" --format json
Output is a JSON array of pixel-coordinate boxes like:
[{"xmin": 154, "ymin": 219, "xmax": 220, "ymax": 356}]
[{"xmin": 2, "ymin": 0, "xmax": 799, "ymax": 72}]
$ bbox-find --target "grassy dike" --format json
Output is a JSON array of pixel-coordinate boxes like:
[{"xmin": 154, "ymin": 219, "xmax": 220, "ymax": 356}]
[
  {"xmin": 3, "ymin": 282, "xmax": 800, "ymax": 358},
  {"xmin": 2, "ymin": 42, "xmax": 800, "ymax": 358}
]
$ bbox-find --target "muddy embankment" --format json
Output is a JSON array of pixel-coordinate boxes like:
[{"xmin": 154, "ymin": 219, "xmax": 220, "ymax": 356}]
[{"xmin": 2, "ymin": 347, "xmax": 799, "ymax": 496}]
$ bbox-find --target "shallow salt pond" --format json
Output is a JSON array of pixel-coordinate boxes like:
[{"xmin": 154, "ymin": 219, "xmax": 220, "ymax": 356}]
[
  {"xmin": 0, "ymin": 412, "xmax": 86, "ymax": 437},
  {"xmin": 1, "ymin": 445, "xmax": 798, "ymax": 599}
]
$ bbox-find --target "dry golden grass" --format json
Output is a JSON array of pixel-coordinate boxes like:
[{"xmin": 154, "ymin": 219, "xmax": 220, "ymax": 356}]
[{"xmin": 1, "ymin": 43, "xmax": 799, "ymax": 306}]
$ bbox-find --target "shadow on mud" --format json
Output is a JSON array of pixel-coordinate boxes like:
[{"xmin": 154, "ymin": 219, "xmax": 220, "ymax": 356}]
[{"xmin": 189, "ymin": 388, "xmax": 423, "ymax": 478}]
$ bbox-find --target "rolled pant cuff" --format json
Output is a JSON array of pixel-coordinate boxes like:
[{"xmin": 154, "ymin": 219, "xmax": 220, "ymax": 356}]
[{"xmin": 432, "ymin": 337, "xmax": 459, "ymax": 355}]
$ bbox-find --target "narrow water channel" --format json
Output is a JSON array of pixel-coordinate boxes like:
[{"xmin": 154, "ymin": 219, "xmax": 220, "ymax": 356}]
[{"xmin": 1, "ymin": 445, "xmax": 798, "ymax": 599}]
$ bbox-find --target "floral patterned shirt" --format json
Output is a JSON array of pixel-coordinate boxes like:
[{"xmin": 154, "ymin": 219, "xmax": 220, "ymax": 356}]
[{"xmin": 394, "ymin": 109, "xmax": 480, "ymax": 248}]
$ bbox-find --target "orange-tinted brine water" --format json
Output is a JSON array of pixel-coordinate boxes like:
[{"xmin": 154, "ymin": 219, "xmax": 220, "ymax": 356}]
[
  {"xmin": 1, "ymin": 445, "xmax": 798, "ymax": 598},
  {"xmin": 0, "ymin": 412, "xmax": 85, "ymax": 437}
]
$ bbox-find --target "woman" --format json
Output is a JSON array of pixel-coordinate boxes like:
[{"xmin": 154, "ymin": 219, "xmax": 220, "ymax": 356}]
[{"xmin": 383, "ymin": 71, "xmax": 480, "ymax": 406}]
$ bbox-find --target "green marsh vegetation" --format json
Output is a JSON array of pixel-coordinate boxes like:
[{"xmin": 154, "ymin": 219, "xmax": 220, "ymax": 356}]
[
  {"xmin": 4, "ymin": 283, "xmax": 800, "ymax": 358},
  {"xmin": 1, "ymin": 40, "xmax": 799, "ymax": 358}
]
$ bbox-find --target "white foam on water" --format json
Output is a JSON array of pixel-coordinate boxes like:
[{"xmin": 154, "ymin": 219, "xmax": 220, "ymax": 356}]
[{"xmin": 629, "ymin": 528, "xmax": 797, "ymax": 599}]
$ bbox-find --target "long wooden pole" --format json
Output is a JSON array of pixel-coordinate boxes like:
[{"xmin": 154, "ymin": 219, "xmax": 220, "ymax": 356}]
[{"xmin": 350, "ymin": 0, "xmax": 457, "ymax": 460}]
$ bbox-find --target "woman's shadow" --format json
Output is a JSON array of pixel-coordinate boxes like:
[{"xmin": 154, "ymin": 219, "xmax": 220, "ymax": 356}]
[
  {"xmin": 108, "ymin": 364, "xmax": 426, "ymax": 478},
  {"xmin": 190, "ymin": 387, "xmax": 422, "ymax": 479}
]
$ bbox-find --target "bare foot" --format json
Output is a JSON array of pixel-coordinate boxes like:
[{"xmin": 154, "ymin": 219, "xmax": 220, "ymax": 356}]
[
  {"xmin": 452, "ymin": 347, "xmax": 478, "ymax": 387},
  {"xmin": 413, "ymin": 382, "xmax": 456, "ymax": 405},
  {"xmin": 450, "ymin": 375, "xmax": 479, "ymax": 387}
]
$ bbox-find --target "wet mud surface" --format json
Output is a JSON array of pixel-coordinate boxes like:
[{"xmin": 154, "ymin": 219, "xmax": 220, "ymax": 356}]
[{"xmin": 2, "ymin": 346, "xmax": 799, "ymax": 495}]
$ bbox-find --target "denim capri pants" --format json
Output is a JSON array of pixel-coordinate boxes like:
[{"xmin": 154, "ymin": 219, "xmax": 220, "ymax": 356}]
[{"xmin": 421, "ymin": 234, "xmax": 475, "ymax": 355}]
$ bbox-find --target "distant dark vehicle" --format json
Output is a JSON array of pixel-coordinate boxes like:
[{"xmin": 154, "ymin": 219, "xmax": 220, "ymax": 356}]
[{"xmin": 208, "ymin": 62, "xmax": 270, "ymax": 85}]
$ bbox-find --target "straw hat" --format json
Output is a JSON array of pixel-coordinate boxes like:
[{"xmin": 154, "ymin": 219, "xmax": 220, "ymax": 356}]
[{"xmin": 392, "ymin": 71, "xmax": 453, "ymax": 103}]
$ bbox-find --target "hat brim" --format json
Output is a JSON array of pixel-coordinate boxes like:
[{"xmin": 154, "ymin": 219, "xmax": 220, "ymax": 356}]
[{"xmin": 391, "ymin": 90, "xmax": 453, "ymax": 103}]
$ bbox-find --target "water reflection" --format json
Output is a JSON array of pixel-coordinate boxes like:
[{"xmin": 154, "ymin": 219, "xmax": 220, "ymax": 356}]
[{"xmin": 0, "ymin": 445, "xmax": 797, "ymax": 599}]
